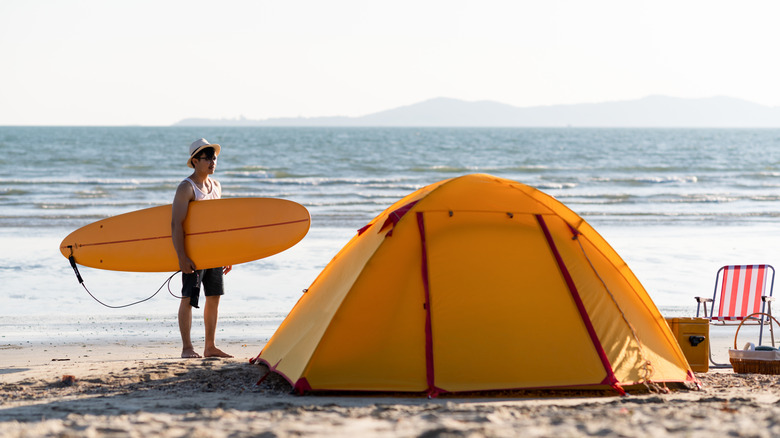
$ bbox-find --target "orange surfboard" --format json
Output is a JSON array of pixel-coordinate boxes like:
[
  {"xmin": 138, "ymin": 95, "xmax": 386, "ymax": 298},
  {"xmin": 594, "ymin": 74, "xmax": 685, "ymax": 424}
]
[{"xmin": 60, "ymin": 198, "xmax": 310, "ymax": 272}]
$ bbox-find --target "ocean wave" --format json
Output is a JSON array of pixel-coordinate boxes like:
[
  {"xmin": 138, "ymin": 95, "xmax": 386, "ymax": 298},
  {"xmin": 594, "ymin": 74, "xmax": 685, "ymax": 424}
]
[
  {"xmin": 411, "ymin": 164, "xmax": 551, "ymax": 174},
  {"xmin": 29, "ymin": 200, "xmax": 162, "ymax": 210},
  {"xmin": 735, "ymin": 180, "xmax": 780, "ymax": 189},
  {"xmin": 638, "ymin": 176, "xmax": 699, "ymax": 184},
  {"xmin": 224, "ymin": 170, "xmax": 300, "ymax": 179},
  {"xmin": 0, "ymin": 189, "xmax": 28, "ymax": 196},
  {"xmin": 555, "ymin": 192, "xmax": 780, "ymax": 205},
  {"xmin": 581, "ymin": 211, "xmax": 780, "ymax": 219},
  {"xmin": 296, "ymin": 198, "xmax": 402, "ymax": 208},
  {"xmin": 592, "ymin": 175, "xmax": 699, "ymax": 184},
  {"xmin": 0, "ymin": 177, "xmax": 150, "ymax": 185},
  {"xmin": 243, "ymin": 176, "xmax": 414, "ymax": 188},
  {"xmin": 555, "ymin": 194, "xmax": 632, "ymax": 205},
  {"xmin": 534, "ymin": 182, "xmax": 578, "ymax": 190},
  {"xmin": 678, "ymin": 195, "xmax": 739, "ymax": 203},
  {"xmin": 75, "ymin": 188, "xmax": 111, "ymax": 199},
  {"xmin": 0, "ymin": 214, "xmax": 110, "ymax": 228},
  {"xmin": 611, "ymin": 165, "xmax": 702, "ymax": 173},
  {"xmin": 748, "ymin": 171, "xmax": 780, "ymax": 179}
]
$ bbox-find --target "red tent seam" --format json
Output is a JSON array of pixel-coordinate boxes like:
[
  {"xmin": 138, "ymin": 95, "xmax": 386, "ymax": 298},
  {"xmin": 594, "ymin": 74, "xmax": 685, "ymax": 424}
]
[
  {"xmin": 535, "ymin": 214, "xmax": 625, "ymax": 395},
  {"xmin": 417, "ymin": 212, "xmax": 444, "ymax": 397}
]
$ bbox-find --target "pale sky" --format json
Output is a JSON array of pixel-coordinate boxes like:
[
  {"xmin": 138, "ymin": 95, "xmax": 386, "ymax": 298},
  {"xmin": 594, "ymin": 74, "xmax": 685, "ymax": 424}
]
[{"xmin": 3, "ymin": 0, "xmax": 780, "ymax": 126}]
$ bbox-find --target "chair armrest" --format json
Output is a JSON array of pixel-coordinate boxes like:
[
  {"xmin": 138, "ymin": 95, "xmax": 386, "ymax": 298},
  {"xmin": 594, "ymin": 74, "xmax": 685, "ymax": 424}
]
[
  {"xmin": 762, "ymin": 296, "xmax": 775, "ymax": 302},
  {"xmin": 695, "ymin": 297, "xmax": 713, "ymax": 318}
]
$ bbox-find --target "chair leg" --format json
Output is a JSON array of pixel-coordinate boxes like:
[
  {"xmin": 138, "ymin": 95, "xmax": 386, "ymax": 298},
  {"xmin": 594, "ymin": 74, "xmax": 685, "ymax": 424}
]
[
  {"xmin": 758, "ymin": 301, "xmax": 775, "ymax": 347},
  {"xmin": 701, "ymin": 302, "xmax": 732, "ymax": 367},
  {"xmin": 708, "ymin": 342, "xmax": 732, "ymax": 369},
  {"xmin": 707, "ymin": 323, "xmax": 732, "ymax": 369},
  {"xmin": 769, "ymin": 301, "xmax": 776, "ymax": 347}
]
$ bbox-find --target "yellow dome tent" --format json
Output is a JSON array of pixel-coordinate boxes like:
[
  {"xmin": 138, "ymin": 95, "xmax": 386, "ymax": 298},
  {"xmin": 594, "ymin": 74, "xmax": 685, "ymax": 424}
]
[{"xmin": 253, "ymin": 174, "xmax": 696, "ymax": 396}]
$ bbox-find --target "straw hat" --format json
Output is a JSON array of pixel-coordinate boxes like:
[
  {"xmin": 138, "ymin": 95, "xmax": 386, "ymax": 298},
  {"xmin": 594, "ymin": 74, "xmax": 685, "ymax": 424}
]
[{"xmin": 187, "ymin": 138, "xmax": 221, "ymax": 168}]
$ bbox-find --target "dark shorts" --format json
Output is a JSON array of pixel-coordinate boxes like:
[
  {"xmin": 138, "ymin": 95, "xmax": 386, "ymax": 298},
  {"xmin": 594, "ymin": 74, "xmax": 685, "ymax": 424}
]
[{"xmin": 181, "ymin": 267, "xmax": 224, "ymax": 308}]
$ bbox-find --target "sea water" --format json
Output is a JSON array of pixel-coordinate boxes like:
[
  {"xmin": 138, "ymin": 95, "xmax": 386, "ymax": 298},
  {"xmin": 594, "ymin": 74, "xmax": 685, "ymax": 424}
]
[{"xmin": 2, "ymin": 127, "xmax": 780, "ymax": 344}]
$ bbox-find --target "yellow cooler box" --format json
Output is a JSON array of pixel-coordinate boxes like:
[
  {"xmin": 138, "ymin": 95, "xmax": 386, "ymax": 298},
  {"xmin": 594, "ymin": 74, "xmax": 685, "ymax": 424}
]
[{"xmin": 665, "ymin": 317, "xmax": 709, "ymax": 372}]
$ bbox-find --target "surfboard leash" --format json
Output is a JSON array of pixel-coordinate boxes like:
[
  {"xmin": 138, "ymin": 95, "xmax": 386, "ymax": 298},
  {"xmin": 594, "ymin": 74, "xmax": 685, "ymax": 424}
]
[{"xmin": 66, "ymin": 245, "xmax": 183, "ymax": 308}]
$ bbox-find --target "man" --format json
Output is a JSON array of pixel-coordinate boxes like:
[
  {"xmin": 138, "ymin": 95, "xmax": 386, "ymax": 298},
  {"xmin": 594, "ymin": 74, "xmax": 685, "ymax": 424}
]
[{"xmin": 171, "ymin": 138, "xmax": 233, "ymax": 358}]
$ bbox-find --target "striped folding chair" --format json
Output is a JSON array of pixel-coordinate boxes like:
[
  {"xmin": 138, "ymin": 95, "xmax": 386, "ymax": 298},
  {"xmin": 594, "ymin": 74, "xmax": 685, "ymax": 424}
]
[{"xmin": 695, "ymin": 264, "xmax": 776, "ymax": 367}]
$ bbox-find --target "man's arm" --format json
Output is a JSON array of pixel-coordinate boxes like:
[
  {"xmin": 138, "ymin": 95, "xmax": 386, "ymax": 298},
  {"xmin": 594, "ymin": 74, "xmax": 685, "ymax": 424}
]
[{"xmin": 171, "ymin": 181, "xmax": 196, "ymax": 273}]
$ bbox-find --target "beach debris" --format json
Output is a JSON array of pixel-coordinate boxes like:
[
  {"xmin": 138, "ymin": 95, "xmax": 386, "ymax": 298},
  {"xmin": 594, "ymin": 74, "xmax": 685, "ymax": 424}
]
[{"xmin": 60, "ymin": 375, "xmax": 77, "ymax": 386}]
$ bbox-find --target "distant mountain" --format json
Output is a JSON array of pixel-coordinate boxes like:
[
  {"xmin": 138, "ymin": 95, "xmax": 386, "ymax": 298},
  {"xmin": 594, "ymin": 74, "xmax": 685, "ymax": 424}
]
[{"xmin": 173, "ymin": 96, "xmax": 780, "ymax": 127}]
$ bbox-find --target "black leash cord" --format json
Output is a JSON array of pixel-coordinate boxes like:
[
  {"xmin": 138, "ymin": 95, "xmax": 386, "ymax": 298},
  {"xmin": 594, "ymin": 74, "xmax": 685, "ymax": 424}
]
[{"xmin": 68, "ymin": 252, "xmax": 183, "ymax": 308}]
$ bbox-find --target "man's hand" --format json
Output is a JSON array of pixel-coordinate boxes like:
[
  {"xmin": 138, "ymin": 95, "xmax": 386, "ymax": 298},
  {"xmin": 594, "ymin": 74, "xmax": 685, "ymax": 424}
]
[{"xmin": 179, "ymin": 256, "xmax": 197, "ymax": 274}]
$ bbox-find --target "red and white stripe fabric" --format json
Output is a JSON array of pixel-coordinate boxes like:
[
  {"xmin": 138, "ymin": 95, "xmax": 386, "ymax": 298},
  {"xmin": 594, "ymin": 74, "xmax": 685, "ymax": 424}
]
[{"xmin": 715, "ymin": 265, "xmax": 771, "ymax": 321}]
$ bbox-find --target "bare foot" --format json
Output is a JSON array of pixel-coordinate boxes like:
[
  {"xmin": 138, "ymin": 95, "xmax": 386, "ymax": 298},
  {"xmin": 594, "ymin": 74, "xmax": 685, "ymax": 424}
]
[
  {"xmin": 204, "ymin": 347, "xmax": 233, "ymax": 358},
  {"xmin": 182, "ymin": 348, "xmax": 202, "ymax": 359}
]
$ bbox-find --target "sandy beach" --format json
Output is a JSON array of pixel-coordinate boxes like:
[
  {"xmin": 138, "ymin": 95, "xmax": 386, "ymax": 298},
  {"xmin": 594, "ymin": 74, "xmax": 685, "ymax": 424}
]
[{"xmin": 2, "ymin": 333, "xmax": 780, "ymax": 438}]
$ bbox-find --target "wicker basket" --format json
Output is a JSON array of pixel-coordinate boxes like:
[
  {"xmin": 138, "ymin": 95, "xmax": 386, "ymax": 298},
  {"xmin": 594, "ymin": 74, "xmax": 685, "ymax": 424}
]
[
  {"xmin": 729, "ymin": 356, "xmax": 780, "ymax": 374},
  {"xmin": 729, "ymin": 312, "xmax": 780, "ymax": 374}
]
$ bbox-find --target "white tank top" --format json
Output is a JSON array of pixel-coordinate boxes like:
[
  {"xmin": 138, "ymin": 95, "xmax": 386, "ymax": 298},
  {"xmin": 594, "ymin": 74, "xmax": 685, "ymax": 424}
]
[{"xmin": 184, "ymin": 177, "xmax": 221, "ymax": 201}]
